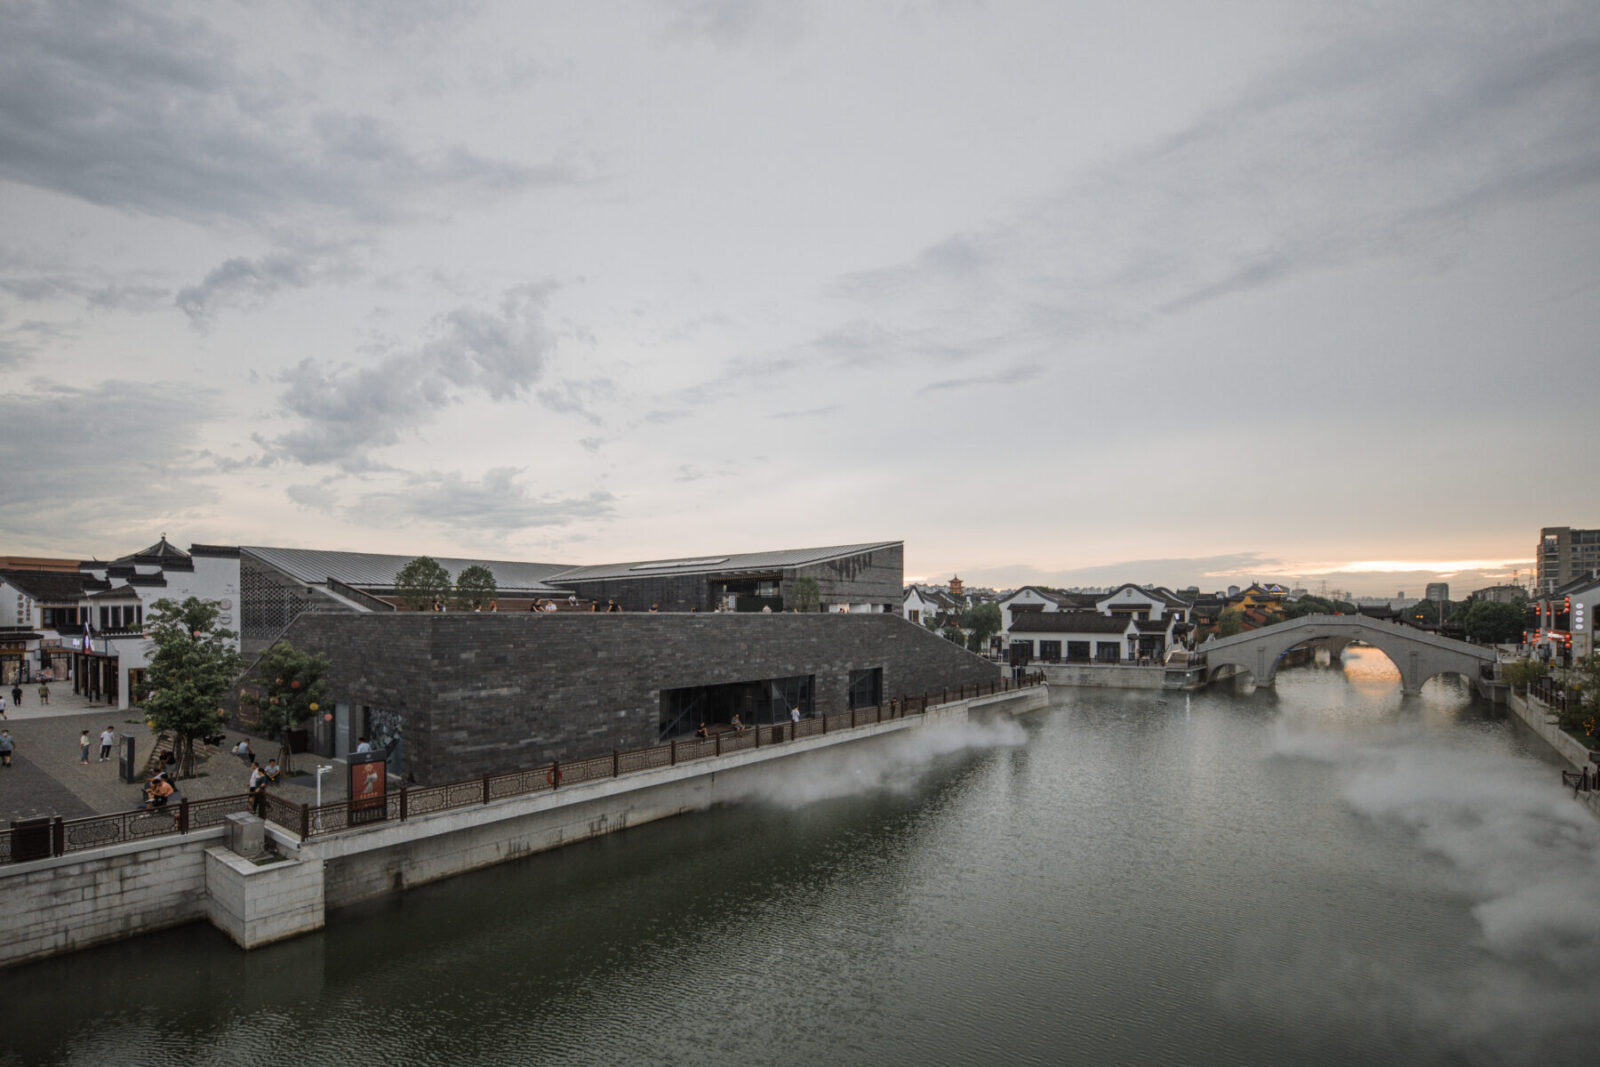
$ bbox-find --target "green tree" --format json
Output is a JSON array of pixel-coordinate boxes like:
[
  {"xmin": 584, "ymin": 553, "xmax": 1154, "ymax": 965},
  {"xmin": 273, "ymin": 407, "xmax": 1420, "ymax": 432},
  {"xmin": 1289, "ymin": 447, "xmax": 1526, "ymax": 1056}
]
[
  {"xmin": 239, "ymin": 641, "xmax": 329, "ymax": 774},
  {"xmin": 1407, "ymin": 599, "xmax": 1458, "ymax": 627},
  {"xmin": 1570, "ymin": 653, "xmax": 1600, "ymax": 707},
  {"xmin": 394, "ymin": 555, "xmax": 453, "ymax": 611},
  {"xmin": 1457, "ymin": 600, "xmax": 1526, "ymax": 644},
  {"xmin": 1282, "ymin": 596, "xmax": 1337, "ymax": 620},
  {"xmin": 1216, "ymin": 607, "xmax": 1245, "ymax": 638},
  {"xmin": 141, "ymin": 597, "xmax": 243, "ymax": 778},
  {"xmin": 454, "ymin": 564, "xmax": 498, "ymax": 611},
  {"xmin": 1500, "ymin": 658, "xmax": 1545, "ymax": 693},
  {"xmin": 789, "ymin": 576, "xmax": 821, "ymax": 612},
  {"xmin": 962, "ymin": 601, "xmax": 1002, "ymax": 653}
]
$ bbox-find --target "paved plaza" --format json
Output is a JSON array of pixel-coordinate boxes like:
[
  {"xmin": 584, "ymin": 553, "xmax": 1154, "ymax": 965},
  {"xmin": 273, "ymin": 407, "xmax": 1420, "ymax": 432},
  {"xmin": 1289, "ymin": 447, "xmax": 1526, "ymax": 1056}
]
[{"xmin": 1, "ymin": 684, "xmax": 350, "ymax": 827}]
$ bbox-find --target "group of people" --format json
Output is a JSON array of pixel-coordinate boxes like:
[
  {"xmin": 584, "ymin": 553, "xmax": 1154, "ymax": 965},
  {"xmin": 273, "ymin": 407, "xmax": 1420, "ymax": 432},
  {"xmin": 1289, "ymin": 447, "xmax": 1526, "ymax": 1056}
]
[
  {"xmin": 143, "ymin": 751, "xmax": 180, "ymax": 810},
  {"xmin": 693, "ymin": 707, "xmax": 803, "ymax": 739},
  {"xmin": 242, "ymin": 744, "xmax": 282, "ymax": 816},
  {"xmin": 78, "ymin": 726, "xmax": 117, "ymax": 764}
]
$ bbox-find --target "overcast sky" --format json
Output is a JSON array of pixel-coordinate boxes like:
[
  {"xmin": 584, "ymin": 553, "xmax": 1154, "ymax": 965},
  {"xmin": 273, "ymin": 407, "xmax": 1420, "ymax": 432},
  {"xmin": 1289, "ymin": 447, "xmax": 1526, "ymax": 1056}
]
[{"xmin": 2, "ymin": 0, "xmax": 1596, "ymax": 596}]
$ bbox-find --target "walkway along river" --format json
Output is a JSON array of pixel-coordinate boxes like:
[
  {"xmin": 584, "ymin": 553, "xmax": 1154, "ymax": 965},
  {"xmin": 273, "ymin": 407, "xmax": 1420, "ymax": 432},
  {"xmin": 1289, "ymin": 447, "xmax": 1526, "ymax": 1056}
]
[{"xmin": 1, "ymin": 648, "xmax": 1596, "ymax": 1065}]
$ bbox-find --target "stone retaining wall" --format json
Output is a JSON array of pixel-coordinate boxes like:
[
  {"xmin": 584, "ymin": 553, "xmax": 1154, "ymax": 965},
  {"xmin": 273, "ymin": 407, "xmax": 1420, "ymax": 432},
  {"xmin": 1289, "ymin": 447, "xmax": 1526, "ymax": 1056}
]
[
  {"xmin": 1041, "ymin": 664, "xmax": 1167, "ymax": 689},
  {"xmin": 0, "ymin": 830, "xmax": 223, "ymax": 969},
  {"xmin": 2, "ymin": 686, "xmax": 1047, "ymax": 968}
]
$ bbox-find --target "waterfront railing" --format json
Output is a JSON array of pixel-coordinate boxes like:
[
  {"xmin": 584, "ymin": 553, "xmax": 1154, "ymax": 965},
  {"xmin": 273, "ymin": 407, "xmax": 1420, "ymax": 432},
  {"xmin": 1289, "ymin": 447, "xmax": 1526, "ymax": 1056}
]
[{"xmin": 0, "ymin": 672, "xmax": 1045, "ymax": 864}]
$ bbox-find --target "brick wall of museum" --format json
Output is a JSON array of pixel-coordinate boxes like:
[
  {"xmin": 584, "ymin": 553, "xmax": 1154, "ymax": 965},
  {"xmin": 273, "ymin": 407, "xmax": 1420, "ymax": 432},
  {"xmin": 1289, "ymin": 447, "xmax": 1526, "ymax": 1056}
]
[{"xmin": 280, "ymin": 612, "xmax": 1000, "ymax": 784}]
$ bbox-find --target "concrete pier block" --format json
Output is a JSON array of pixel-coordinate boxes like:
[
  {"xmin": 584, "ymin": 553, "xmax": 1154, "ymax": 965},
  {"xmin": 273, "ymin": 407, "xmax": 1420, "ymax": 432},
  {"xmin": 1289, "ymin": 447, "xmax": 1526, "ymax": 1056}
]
[{"xmin": 204, "ymin": 847, "xmax": 325, "ymax": 950}]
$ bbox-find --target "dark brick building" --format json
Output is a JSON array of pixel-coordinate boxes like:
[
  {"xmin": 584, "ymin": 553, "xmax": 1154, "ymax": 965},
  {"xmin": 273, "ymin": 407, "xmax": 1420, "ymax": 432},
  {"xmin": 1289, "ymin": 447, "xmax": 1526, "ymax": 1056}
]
[{"xmin": 276, "ymin": 611, "xmax": 999, "ymax": 784}]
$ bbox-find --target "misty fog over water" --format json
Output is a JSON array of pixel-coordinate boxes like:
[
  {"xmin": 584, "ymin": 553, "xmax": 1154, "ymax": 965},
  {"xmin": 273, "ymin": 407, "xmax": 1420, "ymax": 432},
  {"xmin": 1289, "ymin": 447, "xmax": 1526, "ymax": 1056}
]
[{"xmin": 3, "ymin": 648, "xmax": 1597, "ymax": 1066}]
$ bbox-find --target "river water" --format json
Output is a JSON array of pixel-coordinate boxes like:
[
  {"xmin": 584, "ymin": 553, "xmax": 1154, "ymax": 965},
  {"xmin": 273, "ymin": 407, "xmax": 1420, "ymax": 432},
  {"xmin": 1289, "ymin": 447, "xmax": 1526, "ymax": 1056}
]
[{"xmin": 4, "ymin": 649, "xmax": 1599, "ymax": 1066}]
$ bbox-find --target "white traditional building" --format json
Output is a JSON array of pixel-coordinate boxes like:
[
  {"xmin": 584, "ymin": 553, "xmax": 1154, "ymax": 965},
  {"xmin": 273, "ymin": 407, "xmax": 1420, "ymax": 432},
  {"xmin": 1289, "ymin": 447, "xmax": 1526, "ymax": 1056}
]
[
  {"xmin": 0, "ymin": 538, "xmax": 240, "ymax": 708},
  {"xmin": 999, "ymin": 582, "xmax": 1193, "ymax": 663}
]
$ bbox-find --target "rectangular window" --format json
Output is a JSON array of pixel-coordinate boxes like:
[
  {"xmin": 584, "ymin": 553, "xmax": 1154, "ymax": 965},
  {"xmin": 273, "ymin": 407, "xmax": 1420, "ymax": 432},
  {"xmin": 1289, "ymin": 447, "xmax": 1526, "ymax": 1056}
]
[
  {"xmin": 659, "ymin": 674, "xmax": 814, "ymax": 738},
  {"xmin": 848, "ymin": 667, "xmax": 883, "ymax": 710},
  {"xmin": 1038, "ymin": 640, "xmax": 1061, "ymax": 662},
  {"xmin": 99, "ymin": 607, "xmax": 109, "ymax": 630},
  {"xmin": 1067, "ymin": 641, "xmax": 1090, "ymax": 661},
  {"xmin": 1096, "ymin": 642, "xmax": 1121, "ymax": 663}
]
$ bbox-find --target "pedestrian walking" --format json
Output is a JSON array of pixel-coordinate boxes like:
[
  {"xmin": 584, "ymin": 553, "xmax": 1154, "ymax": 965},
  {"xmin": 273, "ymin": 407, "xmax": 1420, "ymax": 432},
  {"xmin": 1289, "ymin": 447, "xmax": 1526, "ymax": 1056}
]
[
  {"xmin": 790, "ymin": 705, "xmax": 801, "ymax": 726},
  {"xmin": 248, "ymin": 759, "xmax": 266, "ymax": 816},
  {"xmin": 99, "ymin": 725, "xmax": 115, "ymax": 762},
  {"xmin": 79, "ymin": 730, "xmax": 91, "ymax": 764},
  {"xmin": 0, "ymin": 729, "xmax": 12, "ymax": 766},
  {"xmin": 11, "ymin": 684, "xmax": 21, "ymax": 706},
  {"xmin": 38, "ymin": 682, "xmax": 49, "ymax": 705},
  {"xmin": 0, "ymin": 693, "xmax": 7, "ymax": 719}
]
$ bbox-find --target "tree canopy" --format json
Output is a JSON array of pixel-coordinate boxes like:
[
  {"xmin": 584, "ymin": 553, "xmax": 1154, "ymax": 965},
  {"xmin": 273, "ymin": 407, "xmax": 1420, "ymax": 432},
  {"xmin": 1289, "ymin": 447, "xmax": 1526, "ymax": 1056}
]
[
  {"xmin": 395, "ymin": 555, "xmax": 453, "ymax": 610},
  {"xmin": 962, "ymin": 601, "xmax": 1002, "ymax": 653},
  {"xmin": 1216, "ymin": 607, "xmax": 1245, "ymax": 638},
  {"xmin": 240, "ymin": 641, "xmax": 330, "ymax": 774},
  {"xmin": 454, "ymin": 564, "xmax": 498, "ymax": 610},
  {"xmin": 1455, "ymin": 600, "xmax": 1527, "ymax": 644},
  {"xmin": 789, "ymin": 576, "xmax": 821, "ymax": 613},
  {"xmin": 141, "ymin": 597, "xmax": 243, "ymax": 778}
]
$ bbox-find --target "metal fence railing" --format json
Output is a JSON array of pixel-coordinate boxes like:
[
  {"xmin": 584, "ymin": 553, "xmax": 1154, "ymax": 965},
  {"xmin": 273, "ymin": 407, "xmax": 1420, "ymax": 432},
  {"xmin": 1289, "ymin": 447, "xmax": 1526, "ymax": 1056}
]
[{"xmin": 2, "ymin": 672, "xmax": 1045, "ymax": 862}]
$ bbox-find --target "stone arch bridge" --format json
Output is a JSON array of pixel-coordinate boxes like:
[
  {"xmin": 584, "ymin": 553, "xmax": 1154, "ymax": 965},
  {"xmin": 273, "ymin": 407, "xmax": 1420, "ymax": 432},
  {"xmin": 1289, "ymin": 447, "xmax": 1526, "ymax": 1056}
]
[{"xmin": 1198, "ymin": 614, "xmax": 1496, "ymax": 695}]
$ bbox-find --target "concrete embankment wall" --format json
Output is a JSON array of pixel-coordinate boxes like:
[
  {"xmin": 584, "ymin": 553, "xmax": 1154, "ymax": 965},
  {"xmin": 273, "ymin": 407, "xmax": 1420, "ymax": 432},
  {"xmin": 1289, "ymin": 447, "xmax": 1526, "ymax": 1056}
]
[
  {"xmin": 1041, "ymin": 664, "xmax": 1166, "ymax": 689},
  {"xmin": 0, "ymin": 687, "xmax": 1047, "ymax": 968},
  {"xmin": 1505, "ymin": 690, "xmax": 1600, "ymax": 820},
  {"xmin": 0, "ymin": 831, "xmax": 223, "ymax": 968},
  {"xmin": 310, "ymin": 688, "xmax": 1044, "ymax": 909}
]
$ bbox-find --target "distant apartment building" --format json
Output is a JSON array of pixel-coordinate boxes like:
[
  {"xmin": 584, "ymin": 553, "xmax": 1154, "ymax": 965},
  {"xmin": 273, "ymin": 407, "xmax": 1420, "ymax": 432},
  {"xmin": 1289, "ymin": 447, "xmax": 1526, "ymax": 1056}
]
[
  {"xmin": 1424, "ymin": 582, "xmax": 1450, "ymax": 602},
  {"xmin": 1536, "ymin": 526, "xmax": 1600, "ymax": 592}
]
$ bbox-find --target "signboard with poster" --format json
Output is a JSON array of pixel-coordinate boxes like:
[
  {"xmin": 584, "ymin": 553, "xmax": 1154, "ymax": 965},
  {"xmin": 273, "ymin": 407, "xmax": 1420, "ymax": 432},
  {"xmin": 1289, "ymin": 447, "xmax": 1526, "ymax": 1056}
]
[{"xmin": 348, "ymin": 752, "xmax": 388, "ymax": 825}]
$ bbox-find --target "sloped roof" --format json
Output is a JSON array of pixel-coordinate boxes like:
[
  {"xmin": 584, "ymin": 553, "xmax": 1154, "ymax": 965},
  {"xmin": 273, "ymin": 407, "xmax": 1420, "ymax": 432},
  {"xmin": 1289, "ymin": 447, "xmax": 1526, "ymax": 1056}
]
[
  {"xmin": 549, "ymin": 542, "xmax": 899, "ymax": 583},
  {"xmin": 0, "ymin": 569, "xmax": 86, "ymax": 602},
  {"xmin": 1011, "ymin": 611, "xmax": 1133, "ymax": 635},
  {"xmin": 115, "ymin": 536, "xmax": 190, "ymax": 565},
  {"xmin": 88, "ymin": 584, "xmax": 142, "ymax": 601},
  {"xmin": 244, "ymin": 547, "xmax": 574, "ymax": 595}
]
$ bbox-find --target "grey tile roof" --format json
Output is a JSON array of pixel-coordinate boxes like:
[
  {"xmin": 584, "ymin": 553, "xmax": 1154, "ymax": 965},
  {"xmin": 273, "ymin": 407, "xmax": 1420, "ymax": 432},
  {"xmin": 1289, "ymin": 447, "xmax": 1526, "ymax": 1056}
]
[
  {"xmin": 242, "ymin": 547, "xmax": 575, "ymax": 595},
  {"xmin": 88, "ymin": 584, "xmax": 142, "ymax": 601},
  {"xmin": 0, "ymin": 570, "xmax": 87, "ymax": 602},
  {"xmin": 1010, "ymin": 611, "xmax": 1133, "ymax": 635},
  {"xmin": 547, "ymin": 542, "xmax": 900, "ymax": 583}
]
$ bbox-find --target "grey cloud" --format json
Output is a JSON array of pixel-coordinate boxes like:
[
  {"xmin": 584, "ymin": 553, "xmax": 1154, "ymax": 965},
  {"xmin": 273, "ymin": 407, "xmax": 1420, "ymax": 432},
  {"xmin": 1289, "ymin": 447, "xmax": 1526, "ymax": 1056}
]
[
  {"xmin": 826, "ymin": 8, "xmax": 1600, "ymax": 376},
  {"xmin": 535, "ymin": 377, "xmax": 616, "ymax": 424},
  {"xmin": 767, "ymin": 405, "xmax": 838, "ymax": 420},
  {"xmin": 663, "ymin": 0, "xmax": 804, "ymax": 47},
  {"xmin": 0, "ymin": 0, "xmax": 576, "ymax": 224},
  {"xmin": 266, "ymin": 286, "xmax": 556, "ymax": 470},
  {"xmin": 0, "ymin": 273, "xmax": 168, "ymax": 312},
  {"xmin": 352, "ymin": 469, "xmax": 615, "ymax": 534},
  {"xmin": 0, "ymin": 320, "xmax": 72, "ymax": 368},
  {"xmin": 0, "ymin": 380, "xmax": 221, "ymax": 544},
  {"xmin": 176, "ymin": 242, "xmax": 356, "ymax": 327},
  {"xmin": 919, "ymin": 362, "xmax": 1042, "ymax": 394}
]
